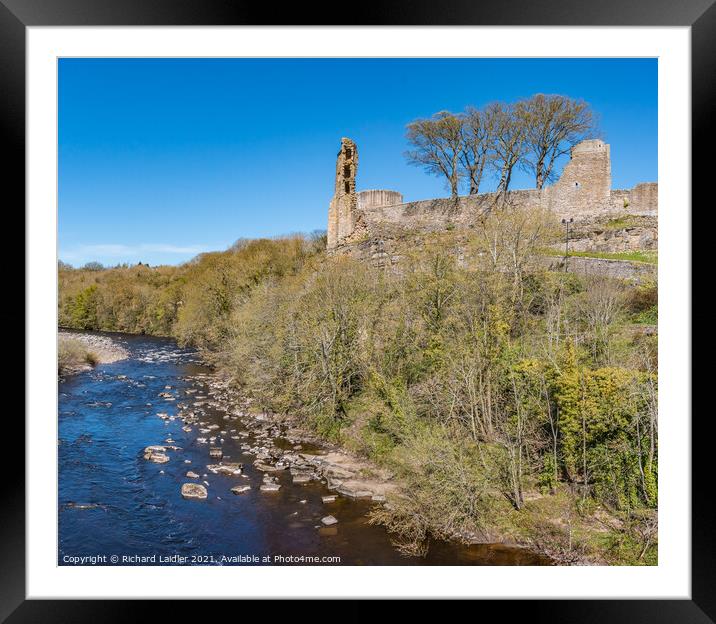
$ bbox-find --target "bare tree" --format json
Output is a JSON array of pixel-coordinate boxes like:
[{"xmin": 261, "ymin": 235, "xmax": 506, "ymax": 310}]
[
  {"xmin": 484, "ymin": 102, "xmax": 527, "ymax": 197},
  {"xmin": 459, "ymin": 106, "xmax": 495, "ymax": 195},
  {"xmin": 577, "ymin": 274, "xmax": 625, "ymax": 364},
  {"xmin": 405, "ymin": 111, "xmax": 464, "ymax": 198},
  {"xmin": 516, "ymin": 94, "xmax": 597, "ymax": 190},
  {"xmin": 476, "ymin": 205, "xmax": 560, "ymax": 304}
]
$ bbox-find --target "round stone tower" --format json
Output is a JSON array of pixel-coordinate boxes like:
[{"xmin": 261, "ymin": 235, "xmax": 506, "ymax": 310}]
[{"xmin": 356, "ymin": 189, "xmax": 403, "ymax": 211}]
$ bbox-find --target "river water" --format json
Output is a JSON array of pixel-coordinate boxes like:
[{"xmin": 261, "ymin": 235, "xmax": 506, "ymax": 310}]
[{"xmin": 58, "ymin": 331, "xmax": 549, "ymax": 566}]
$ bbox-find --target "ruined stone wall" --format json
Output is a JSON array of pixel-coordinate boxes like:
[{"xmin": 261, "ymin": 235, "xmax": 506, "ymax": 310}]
[
  {"xmin": 344, "ymin": 190, "xmax": 543, "ymax": 244},
  {"xmin": 327, "ymin": 137, "xmax": 658, "ymax": 255},
  {"xmin": 540, "ymin": 255, "xmax": 656, "ymax": 281},
  {"xmin": 332, "ymin": 228, "xmax": 656, "ymax": 282},
  {"xmin": 563, "ymin": 214, "xmax": 658, "ymax": 253},
  {"xmin": 628, "ymin": 182, "xmax": 658, "ymax": 213},
  {"xmin": 609, "ymin": 184, "xmax": 658, "ymax": 215},
  {"xmin": 609, "ymin": 190, "xmax": 633, "ymax": 212}
]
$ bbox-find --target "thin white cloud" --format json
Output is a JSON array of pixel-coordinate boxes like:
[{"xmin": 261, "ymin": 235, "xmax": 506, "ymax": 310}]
[{"xmin": 61, "ymin": 243, "xmax": 210, "ymax": 262}]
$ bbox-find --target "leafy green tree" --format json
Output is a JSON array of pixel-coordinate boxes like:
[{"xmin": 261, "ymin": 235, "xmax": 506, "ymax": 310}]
[{"xmin": 70, "ymin": 285, "xmax": 100, "ymax": 329}]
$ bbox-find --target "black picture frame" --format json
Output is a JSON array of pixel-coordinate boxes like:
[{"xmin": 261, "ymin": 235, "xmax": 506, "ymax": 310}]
[{"xmin": 4, "ymin": 0, "xmax": 704, "ymax": 618}]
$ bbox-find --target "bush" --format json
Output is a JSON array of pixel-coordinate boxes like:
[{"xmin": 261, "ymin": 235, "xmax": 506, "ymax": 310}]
[
  {"xmin": 58, "ymin": 337, "xmax": 98, "ymax": 374},
  {"xmin": 369, "ymin": 425, "xmax": 499, "ymax": 555}
]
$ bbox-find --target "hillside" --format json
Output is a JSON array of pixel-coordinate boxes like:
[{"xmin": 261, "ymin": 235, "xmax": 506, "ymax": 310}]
[{"xmin": 58, "ymin": 214, "xmax": 658, "ymax": 564}]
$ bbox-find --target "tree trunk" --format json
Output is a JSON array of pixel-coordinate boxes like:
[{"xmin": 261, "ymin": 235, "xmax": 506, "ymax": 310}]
[{"xmin": 535, "ymin": 156, "xmax": 545, "ymax": 189}]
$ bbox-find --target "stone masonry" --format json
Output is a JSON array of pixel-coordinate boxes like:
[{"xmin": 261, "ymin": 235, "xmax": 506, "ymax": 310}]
[
  {"xmin": 327, "ymin": 138, "xmax": 359, "ymax": 250},
  {"xmin": 326, "ymin": 138, "xmax": 657, "ymax": 253},
  {"xmin": 544, "ymin": 139, "xmax": 612, "ymax": 216}
]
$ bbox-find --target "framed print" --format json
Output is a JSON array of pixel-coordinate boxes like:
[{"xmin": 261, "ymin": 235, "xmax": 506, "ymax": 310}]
[{"xmin": 4, "ymin": 0, "xmax": 707, "ymax": 618}]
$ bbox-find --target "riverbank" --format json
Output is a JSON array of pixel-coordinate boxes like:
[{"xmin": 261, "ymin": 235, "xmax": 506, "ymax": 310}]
[
  {"xmin": 58, "ymin": 330, "xmax": 129, "ymax": 376},
  {"xmin": 234, "ymin": 397, "xmax": 645, "ymax": 566},
  {"xmin": 58, "ymin": 329, "xmax": 648, "ymax": 565},
  {"xmin": 195, "ymin": 369, "xmax": 652, "ymax": 566},
  {"xmin": 193, "ymin": 372, "xmax": 565, "ymax": 563},
  {"xmin": 59, "ymin": 332, "xmax": 547, "ymax": 566},
  {"xmin": 58, "ymin": 237, "xmax": 658, "ymax": 566}
]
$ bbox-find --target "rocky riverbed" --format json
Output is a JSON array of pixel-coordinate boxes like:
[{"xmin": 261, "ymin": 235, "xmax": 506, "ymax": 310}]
[
  {"xmin": 149, "ymin": 371, "xmax": 400, "ymax": 504},
  {"xmin": 59, "ymin": 331, "xmax": 550, "ymax": 566}
]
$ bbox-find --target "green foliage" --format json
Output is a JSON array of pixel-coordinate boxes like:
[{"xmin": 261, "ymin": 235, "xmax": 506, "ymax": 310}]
[
  {"xmin": 69, "ymin": 285, "xmax": 100, "ymax": 329},
  {"xmin": 539, "ymin": 453, "xmax": 558, "ymax": 493},
  {"xmin": 551, "ymin": 356, "xmax": 657, "ymax": 510},
  {"xmin": 58, "ymin": 216, "xmax": 658, "ymax": 563},
  {"xmin": 58, "ymin": 237, "xmax": 313, "ymax": 339},
  {"xmin": 570, "ymin": 250, "xmax": 657, "ymax": 264},
  {"xmin": 633, "ymin": 306, "xmax": 658, "ymax": 325},
  {"xmin": 627, "ymin": 281, "xmax": 658, "ymax": 324},
  {"xmin": 368, "ymin": 425, "xmax": 500, "ymax": 555},
  {"xmin": 540, "ymin": 248, "xmax": 658, "ymax": 264},
  {"xmin": 606, "ymin": 215, "xmax": 633, "ymax": 229}
]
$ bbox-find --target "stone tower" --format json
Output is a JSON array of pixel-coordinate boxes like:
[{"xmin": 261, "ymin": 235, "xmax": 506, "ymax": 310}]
[
  {"xmin": 327, "ymin": 138, "xmax": 358, "ymax": 250},
  {"xmin": 547, "ymin": 139, "xmax": 612, "ymax": 216}
]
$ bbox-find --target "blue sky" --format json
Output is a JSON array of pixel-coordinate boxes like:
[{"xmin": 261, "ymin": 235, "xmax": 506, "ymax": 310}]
[{"xmin": 59, "ymin": 58, "xmax": 657, "ymax": 267}]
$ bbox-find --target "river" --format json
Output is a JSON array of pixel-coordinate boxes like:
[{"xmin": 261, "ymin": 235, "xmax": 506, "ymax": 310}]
[{"xmin": 58, "ymin": 331, "xmax": 549, "ymax": 566}]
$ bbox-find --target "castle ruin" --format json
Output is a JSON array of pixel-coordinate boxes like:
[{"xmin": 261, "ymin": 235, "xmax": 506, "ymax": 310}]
[{"xmin": 327, "ymin": 138, "xmax": 658, "ymax": 265}]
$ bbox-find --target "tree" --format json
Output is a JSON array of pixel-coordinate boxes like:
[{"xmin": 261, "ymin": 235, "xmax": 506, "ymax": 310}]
[
  {"xmin": 70, "ymin": 285, "xmax": 100, "ymax": 329},
  {"xmin": 82, "ymin": 261, "xmax": 104, "ymax": 271},
  {"xmin": 476, "ymin": 205, "xmax": 559, "ymax": 304},
  {"xmin": 405, "ymin": 111, "xmax": 464, "ymax": 198},
  {"xmin": 484, "ymin": 102, "xmax": 526, "ymax": 196},
  {"xmin": 516, "ymin": 94, "xmax": 597, "ymax": 190},
  {"xmin": 459, "ymin": 106, "xmax": 495, "ymax": 195},
  {"xmin": 577, "ymin": 275, "xmax": 625, "ymax": 365}
]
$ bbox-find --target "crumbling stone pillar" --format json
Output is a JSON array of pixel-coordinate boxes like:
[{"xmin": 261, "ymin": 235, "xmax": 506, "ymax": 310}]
[{"xmin": 327, "ymin": 138, "xmax": 358, "ymax": 250}]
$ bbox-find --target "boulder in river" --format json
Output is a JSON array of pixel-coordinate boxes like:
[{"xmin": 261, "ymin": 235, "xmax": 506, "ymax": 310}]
[
  {"xmin": 259, "ymin": 483, "xmax": 281, "ymax": 492},
  {"xmin": 186, "ymin": 471, "xmax": 199, "ymax": 479},
  {"xmin": 336, "ymin": 485, "xmax": 374, "ymax": 499},
  {"xmin": 209, "ymin": 447, "xmax": 223, "ymax": 460},
  {"xmin": 207, "ymin": 463, "xmax": 243, "ymax": 475},
  {"xmin": 323, "ymin": 465, "xmax": 356, "ymax": 480},
  {"xmin": 144, "ymin": 445, "xmax": 166, "ymax": 455},
  {"xmin": 321, "ymin": 515, "xmax": 338, "ymax": 526},
  {"xmin": 144, "ymin": 446, "xmax": 170, "ymax": 463},
  {"xmin": 231, "ymin": 485, "xmax": 251, "ymax": 495},
  {"xmin": 322, "ymin": 495, "xmax": 337, "ymax": 504},
  {"xmin": 254, "ymin": 461, "xmax": 285, "ymax": 472},
  {"xmin": 181, "ymin": 483, "xmax": 208, "ymax": 500}
]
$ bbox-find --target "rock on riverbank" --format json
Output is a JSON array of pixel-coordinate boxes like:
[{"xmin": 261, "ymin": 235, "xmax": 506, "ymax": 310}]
[{"xmin": 188, "ymin": 373, "xmax": 400, "ymax": 502}]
